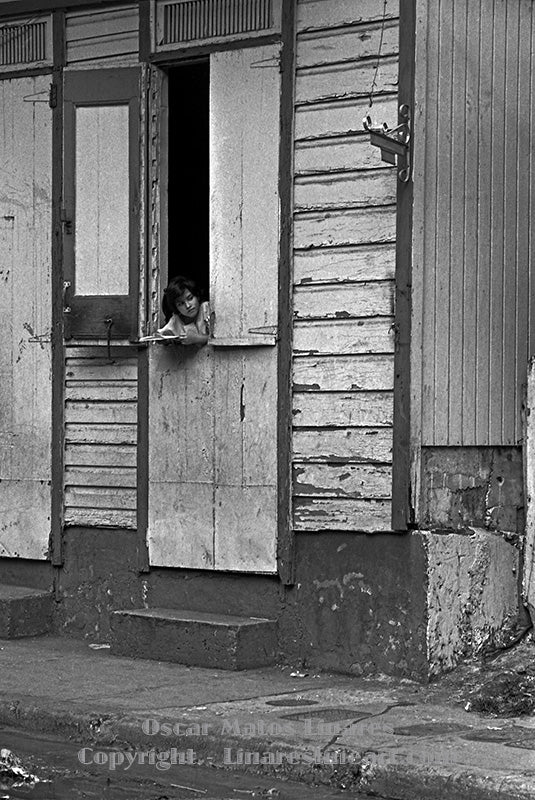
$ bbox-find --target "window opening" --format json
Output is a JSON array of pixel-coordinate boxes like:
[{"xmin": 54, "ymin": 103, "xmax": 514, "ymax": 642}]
[{"xmin": 167, "ymin": 61, "xmax": 210, "ymax": 306}]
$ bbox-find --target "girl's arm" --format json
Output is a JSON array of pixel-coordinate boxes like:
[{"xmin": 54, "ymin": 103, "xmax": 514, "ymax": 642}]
[
  {"xmin": 177, "ymin": 301, "xmax": 210, "ymax": 345},
  {"xmin": 179, "ymin": 330, "xmax": 208, "ymax": 346}
]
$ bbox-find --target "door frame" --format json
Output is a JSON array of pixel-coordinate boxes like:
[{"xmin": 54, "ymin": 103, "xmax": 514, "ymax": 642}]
[
  {"xmin": 50, "ymin": 10, "xmax": 66, "ymax": 566},
  {"xmin": 391, "ymin": 0, "xmax": 417, "ymax": 531},
  {"xmin": 137, "ymin": 0, "xmax": 295, "ymax": 580}
]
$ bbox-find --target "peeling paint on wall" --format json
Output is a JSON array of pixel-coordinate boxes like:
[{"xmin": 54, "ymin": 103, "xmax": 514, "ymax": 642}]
[{"xmin": 423, "ymin": 529, "xmax": 520, "ymax": 677}]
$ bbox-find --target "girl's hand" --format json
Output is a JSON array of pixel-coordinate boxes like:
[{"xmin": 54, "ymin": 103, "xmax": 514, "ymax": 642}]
[{"xmin": 179, "ymin": 331, "xmax": 208, "ymax": 346}]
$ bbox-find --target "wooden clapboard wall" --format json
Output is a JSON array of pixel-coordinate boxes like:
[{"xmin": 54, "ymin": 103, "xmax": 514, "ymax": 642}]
[
  {"xmin": 292, "ymin": 0, "xmax": 399, "ymax": 532},
  {"xmin": 414, "ymin": 0, "xmax": 535, "ymax": 446},
  {"xmin": 64, "ymin": 346, "xmax": 138, "ymax": 529},
  {"xmin": 65, "ymin": 4, "xmax": 139, "ymax": 66}
]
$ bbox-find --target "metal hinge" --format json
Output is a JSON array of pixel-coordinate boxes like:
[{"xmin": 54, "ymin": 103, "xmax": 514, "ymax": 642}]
[
  {"xmin": 250, "ymin": 54, "xmax": 281, "ymax": 71},
  {"xmin": 248, "ymin": 325, "xmax": 278, "ymax": 337},
  {"xmin": 363, "ymin": 103, "xmax": 412, "ymax": 183}
]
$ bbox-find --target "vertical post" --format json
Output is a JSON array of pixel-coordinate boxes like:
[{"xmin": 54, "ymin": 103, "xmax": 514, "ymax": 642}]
[
  {"xmin": 139, "ymin": 0, "xmax": 151, "ymax": 62},
  {"xmin": 523, "ymin": 357, "xmax": 535, "ymax": 619},
  {"xmin": 277, "ymin": 0, "xmax": 296, "ymax": 584},
  {"xmin": 391, "ymin": 0, "xmax": 416, "ymax": 530},
  {"xmin": 50, "ymin": 10, "xmax": 65, "ymax": 567},
  {"xmin": 136, "ymin": 64, "xmax": 151, "ymax": 573}
]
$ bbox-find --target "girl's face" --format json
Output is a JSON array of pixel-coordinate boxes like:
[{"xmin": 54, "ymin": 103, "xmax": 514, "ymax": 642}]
[{"xmin": 176, "ymin": 288, "xmax": 200, "ymax": 321}]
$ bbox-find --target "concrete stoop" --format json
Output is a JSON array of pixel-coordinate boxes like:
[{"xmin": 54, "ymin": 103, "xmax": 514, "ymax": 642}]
[
  {"xmin": 0, "ymin": 584, "xmax": 53, "ymax": 638},
  {"xmin": 110, "ymin": 608, "xmax": 278, "ymax": 670}
]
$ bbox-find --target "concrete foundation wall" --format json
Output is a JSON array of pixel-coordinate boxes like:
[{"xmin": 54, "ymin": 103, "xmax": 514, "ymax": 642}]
[
  {"xmin": 1, "ymin": 525, "xmax": 522, "ymax": 682},
  {"xmin": 422, "ymin": 529, "xmax": 521, "ymax": 677},
  {"xmin": 280, "ymin": 533, "xmax": 428, "ymax": 680},
  {"xmin": 417, "ymin": 446, "xmax": 524, "ymax": 675},
  {"xmin": 47, "ymin": 528, "xmax": 430, "ymax": 679},
  {"xmin": 54, "ymin": 529, "xmax": 143, "ymax": 640}
]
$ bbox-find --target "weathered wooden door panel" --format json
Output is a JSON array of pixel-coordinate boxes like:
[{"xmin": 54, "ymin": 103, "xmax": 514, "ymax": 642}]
[
  {"xmin": 213, "ymin": 349, "xmax": 278, "ymax": 572},
  {"xmin": 148, "ymin": 44, "xmax": 280, "ymax": 573},
  {"xmin": 148, "ymin": 346, "xmax": 215, "ymax": 569},
  {"xmin": 210, "ymin": 46, "xmax": 280, "ymax": 573},
  {"xmin": 0, "ymin": 76, "xmax": 52, "ymax": 559},
  {"xmin": 210, "ymin": 46, "xmax": 280, "ymax": 343}
]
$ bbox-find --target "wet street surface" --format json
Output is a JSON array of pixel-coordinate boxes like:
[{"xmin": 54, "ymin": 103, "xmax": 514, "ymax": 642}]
[{"xmin": 0, "ymin": 727, "xmax": 375, "ymax": 799}]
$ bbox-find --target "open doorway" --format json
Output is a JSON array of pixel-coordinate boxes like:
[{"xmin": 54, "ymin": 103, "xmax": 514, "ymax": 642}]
[{"xmin": 167, "ymin": 61, "xmax": 210, "ymax": 301}]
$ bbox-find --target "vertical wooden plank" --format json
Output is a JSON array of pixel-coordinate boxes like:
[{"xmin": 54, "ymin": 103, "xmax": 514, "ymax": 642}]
[
  {"xmin": 0, "ymin": 215, "xmax": 14, "ymax": 479},
  {"xmin": 210, "ymin": 50, "xmax": 246, "ymax": 339},
  {"xmin": 530, "ymin": 9, "xmax": 535, "ymax": 364},
  {"xmin": 0, "ymin": 75, "xmax": 53, "ymax": 559},
  {"xmin": 241, "ymin": 51, "xmax": 280, "ymax": 338},
  {"xmin": 210, "ymin": 44, "xmax": 280, "ymax": 573},
  {"xmin": 51, "ymin": 9, "xmax": 66, "ymax": 566},
  {"xmin": 419, "ymin": 0, "xmax": 438, "ymax": 445},
  {"xmin": 515, "ymin": 0, "xmax": 532, "ymax": 443},
  {"xmin": 432, "ymin": 0, "xmax": 453, "ymax": 444},
  {"xmin": 488, "ymin": 0, "xmax": 506, "ymax": 443},
  {"xmin": 10, "ymin": 78, "xmax": 52, "ymax": 480},
  {"xmin": 213, "ymin": 351, "xmax": 244, "ymax": 487},
  {"xmin": 447, "ymin": 0, "xmax": 467, "ymax": 444},
  {"xmin": 502, "ymin": 0, "xmax": 520, "ymax": 444},
  {"xmin": 137, "ymin": 346, "xmax": 150, "ymax": 570},
  {"xmin": 243, "ymin": 349, "xmax": 278, "ymax": 487},
  {"xmin": 147, "ymin": 343, "xmax": 215, "ymax": 568},
  {"xmin": 392, "ymin": 0, "xmax": 416, "ymax": 529},
  {"xmin": 475, "ymin": 1, "xmax": 493, "ymax": 445},
  {"xmin": 277, "ymin": 0, "xmax": 296, "ymax": 583},
  {"xmin": 136, "ymin": 63, "xmax": 150, "ymax": 570},
  {"xmin": 210, "ymin": 44, "xmax": 280, "ymax": 340},
  {"xmin": 139, "ymin": 0, "xmax": 150, "ymax": 62},
  {"xmin": 523, "ymin": 357, "xmax": 535, "ymax": 616},
  {"xmin": 461, "ymin": 0, "xmax": 480, "ymax": 445}
]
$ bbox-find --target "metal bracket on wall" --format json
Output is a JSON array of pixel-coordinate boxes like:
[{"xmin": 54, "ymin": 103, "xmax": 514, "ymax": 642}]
[{"xmin": 364, "ymin": 103, "xmax": 412, "ymax": 183}]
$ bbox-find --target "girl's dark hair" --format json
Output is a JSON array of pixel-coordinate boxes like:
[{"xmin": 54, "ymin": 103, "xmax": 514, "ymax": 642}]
[{"xmin": 162, "ymin": 276, "xmax": 205, "ymax": 321}]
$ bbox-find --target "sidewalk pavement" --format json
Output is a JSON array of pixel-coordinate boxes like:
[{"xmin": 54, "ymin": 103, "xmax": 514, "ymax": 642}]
[{"xmin": 0, "ymin": 635, "xmax": 534, "ymax": 800}]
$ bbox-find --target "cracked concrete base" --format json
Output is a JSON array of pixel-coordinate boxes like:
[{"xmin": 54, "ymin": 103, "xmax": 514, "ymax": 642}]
[{"xmin": 419, "ymin": 529, "xmax": 520, "ymax": 677}]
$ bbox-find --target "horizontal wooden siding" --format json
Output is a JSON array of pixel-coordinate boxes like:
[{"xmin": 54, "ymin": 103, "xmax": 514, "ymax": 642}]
[
  {"xmin": 64, "ymin": 346, "xmax": 137, "ymax": 529},
  {"xmin": 292, "ymin": 0, "xmax": 399, "ymax": 532},
  {"xmin": 65, "ymin": 4, "xmax": 139, "ymax": 66}
]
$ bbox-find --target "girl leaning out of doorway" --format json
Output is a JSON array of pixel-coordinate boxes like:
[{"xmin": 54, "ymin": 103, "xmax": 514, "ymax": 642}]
[{"xmin": 156, "ymin": 276, "xmax": 210, "ymax": 346}]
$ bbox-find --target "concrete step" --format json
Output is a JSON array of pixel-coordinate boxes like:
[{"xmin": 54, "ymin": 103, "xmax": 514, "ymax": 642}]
[
  {"xmin": 0, "ymin": 585, "xmax": 53, "ymax": 639},
  {"xmin": 110, "ymin": 608, "xmax": 278, "ymax": 670}
]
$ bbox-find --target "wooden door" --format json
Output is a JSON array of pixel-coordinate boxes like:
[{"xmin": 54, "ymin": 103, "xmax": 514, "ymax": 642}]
[
  {"xmin": 63, "ymin": 68, "xmax": 139, "ymax": 341},
  {"xmin": 0, "ymin": 76, "xmax": 53, "ymax": 559},
  {"xmin": 147, "ymin": 44, "xmax": 280, "ymax": 573}
]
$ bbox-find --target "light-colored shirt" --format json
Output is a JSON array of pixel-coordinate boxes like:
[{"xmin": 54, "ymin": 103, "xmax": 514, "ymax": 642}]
[{"xmin": 157, "ymin": 301, "xmax": 210, "ymax": 338}]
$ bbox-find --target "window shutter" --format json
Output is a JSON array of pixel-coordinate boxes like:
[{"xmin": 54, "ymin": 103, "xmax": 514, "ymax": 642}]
[{"xmin": 209, "ymin": 44, "xmax": 280, "ymax": 343}]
